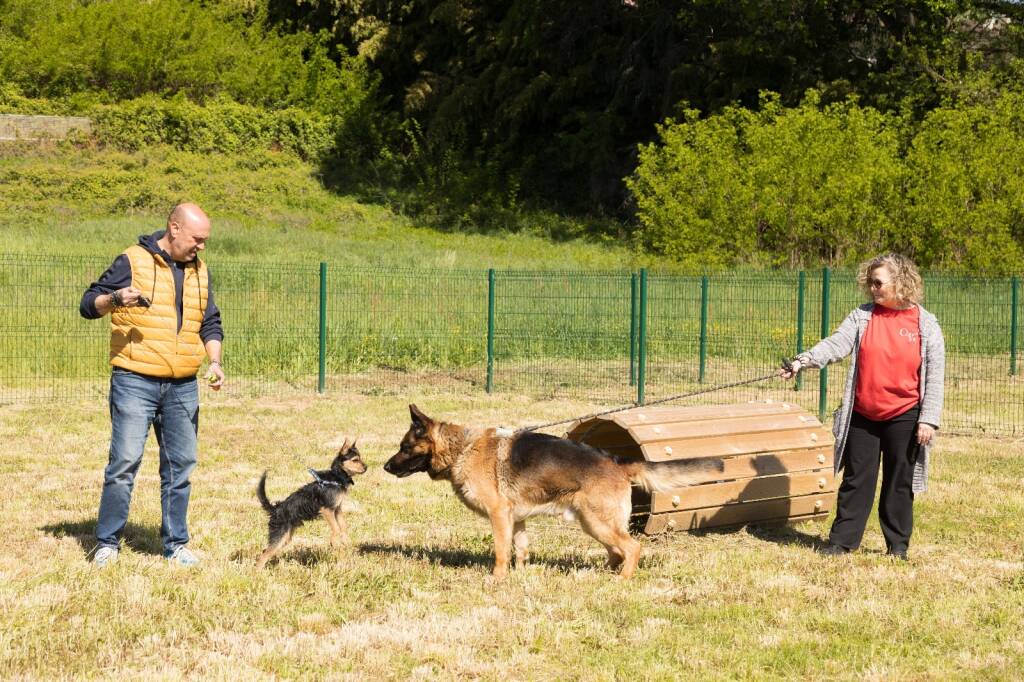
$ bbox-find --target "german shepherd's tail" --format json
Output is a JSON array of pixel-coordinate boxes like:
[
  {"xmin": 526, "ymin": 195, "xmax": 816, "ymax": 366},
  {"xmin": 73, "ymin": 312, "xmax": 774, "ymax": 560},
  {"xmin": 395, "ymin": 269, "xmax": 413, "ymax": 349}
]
[
  {"xmin": 621, "ymin": 458, "xmax": 724, "ymax": 493},
  {"xmin": 256, "ymin": 471, "xmax": 276, "ymax": 513}
]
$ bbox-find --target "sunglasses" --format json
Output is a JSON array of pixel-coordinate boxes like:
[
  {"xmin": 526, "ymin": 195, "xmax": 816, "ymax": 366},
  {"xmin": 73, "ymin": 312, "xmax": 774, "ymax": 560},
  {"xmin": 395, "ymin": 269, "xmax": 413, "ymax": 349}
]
[{"xmin": 869, "ymin": 278, "xmax": 889, "ymax": 288}]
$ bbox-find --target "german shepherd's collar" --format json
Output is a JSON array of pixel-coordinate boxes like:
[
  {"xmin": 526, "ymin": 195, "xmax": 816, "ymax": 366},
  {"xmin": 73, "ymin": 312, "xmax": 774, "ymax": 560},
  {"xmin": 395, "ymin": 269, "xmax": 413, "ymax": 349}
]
[{"xmin": 384, "ymin": 404, "xmax": 721, "ymax": 579}]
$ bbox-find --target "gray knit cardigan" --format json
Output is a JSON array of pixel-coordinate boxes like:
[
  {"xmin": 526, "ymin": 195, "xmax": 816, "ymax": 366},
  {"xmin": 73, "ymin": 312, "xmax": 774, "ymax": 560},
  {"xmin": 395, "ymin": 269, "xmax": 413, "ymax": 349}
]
[{"xmin": 796, "ymin": 303, "xmax": 945, "ymax": 494}]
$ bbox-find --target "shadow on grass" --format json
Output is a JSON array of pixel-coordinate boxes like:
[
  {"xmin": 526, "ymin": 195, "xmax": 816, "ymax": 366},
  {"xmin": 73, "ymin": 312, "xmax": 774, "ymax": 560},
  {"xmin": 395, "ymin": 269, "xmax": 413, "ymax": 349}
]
[
  {"xmin": 641, "ymin": 521, "xmax": 825, "ymax": 550},
  {"xmin": 230, "ymin": 544, "xmax": 355, "ymax": 568},
  {"xmin": 40, "ymin": 518, "xmax": 164, "ymax": 557},
  {"xmin": 357, "ymin": 541, "xmax": 597, "ymax": 574},
  {"xmin": 742, "ymin": 522, "xmax": 826, "ymax": 549}
]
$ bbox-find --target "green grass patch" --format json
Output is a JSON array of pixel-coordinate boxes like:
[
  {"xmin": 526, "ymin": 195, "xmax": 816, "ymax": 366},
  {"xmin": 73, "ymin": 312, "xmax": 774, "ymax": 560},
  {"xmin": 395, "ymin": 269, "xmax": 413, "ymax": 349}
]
[
  {"xmin": 0, "ymin": 384, "xmax": 1021, "ymax": 678},
  {"xmin": 0, "ymin": 142, "xmax": 652, "ymax": 270}
]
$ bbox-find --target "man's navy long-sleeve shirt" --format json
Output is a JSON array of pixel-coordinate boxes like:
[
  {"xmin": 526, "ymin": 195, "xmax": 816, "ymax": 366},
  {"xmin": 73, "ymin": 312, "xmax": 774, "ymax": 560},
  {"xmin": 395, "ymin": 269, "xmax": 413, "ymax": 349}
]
[{"xmin": 79, "ymin": 231, "xmax": 224, "ymax": 343}]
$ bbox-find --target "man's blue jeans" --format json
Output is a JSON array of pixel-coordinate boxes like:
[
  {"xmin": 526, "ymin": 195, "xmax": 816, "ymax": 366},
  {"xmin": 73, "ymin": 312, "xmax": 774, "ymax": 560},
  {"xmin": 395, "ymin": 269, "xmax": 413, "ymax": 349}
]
[{"xmin": 96, "ymin": 368, "xmax": 199, "ymax": 557}]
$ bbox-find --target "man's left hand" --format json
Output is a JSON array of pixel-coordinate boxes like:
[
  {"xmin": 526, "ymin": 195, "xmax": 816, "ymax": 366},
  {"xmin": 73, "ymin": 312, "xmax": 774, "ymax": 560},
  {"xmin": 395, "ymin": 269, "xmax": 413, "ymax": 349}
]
[{"xmin": 205, "ymin": 363, "xmax": 225, "ymax": 391}]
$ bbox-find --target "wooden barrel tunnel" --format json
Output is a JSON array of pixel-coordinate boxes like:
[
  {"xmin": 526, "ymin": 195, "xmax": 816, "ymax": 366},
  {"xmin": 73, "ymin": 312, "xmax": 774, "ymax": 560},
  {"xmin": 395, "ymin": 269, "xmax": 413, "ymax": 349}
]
[{"xmin": 565, "ymin": 401, "xmax": 838, "ymax": 534}]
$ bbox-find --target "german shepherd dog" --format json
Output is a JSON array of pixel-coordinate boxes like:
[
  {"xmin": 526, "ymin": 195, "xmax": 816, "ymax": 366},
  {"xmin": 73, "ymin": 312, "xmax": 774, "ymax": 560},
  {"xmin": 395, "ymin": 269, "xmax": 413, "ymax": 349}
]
[
  {"xmin": 383, "ymin": 405, "xmax": 721, "ymax": 579},
  {"xmin": 255, "ymin": 438, "xmax": 367, "ymax": 569}
]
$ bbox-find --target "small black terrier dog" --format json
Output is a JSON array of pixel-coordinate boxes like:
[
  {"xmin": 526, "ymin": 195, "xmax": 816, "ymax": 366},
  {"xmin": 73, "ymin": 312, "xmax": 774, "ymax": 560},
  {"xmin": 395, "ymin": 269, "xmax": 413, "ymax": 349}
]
[{"xmin": 256, "ymin": 438, "xmax": 367, "ymax": 568}]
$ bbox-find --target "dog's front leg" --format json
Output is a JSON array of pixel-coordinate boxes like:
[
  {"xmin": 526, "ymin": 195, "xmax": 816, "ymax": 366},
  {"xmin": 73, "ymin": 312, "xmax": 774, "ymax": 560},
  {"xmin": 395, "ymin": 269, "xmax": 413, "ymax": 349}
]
[
  {"xmin": 488, "ymin": 504, "xmax": 514, "ymax": 579},
  {"xmin": 332, "ymin": 507, "xmax": 350, "ymax": 546},
  {"xmin": 320, "ymin": 508, "xmax": 346, "ymax": 548},
  {"xmin": 513, "ymin": 520, "xmax": 529, "ymax": 568}
]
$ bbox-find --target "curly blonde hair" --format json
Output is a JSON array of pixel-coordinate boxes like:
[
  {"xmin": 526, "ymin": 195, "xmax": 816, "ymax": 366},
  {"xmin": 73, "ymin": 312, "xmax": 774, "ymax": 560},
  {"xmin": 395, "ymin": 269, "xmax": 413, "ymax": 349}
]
[{"xmin": 857, "ymin": 253, "xmax": 924, "ymax": 305}]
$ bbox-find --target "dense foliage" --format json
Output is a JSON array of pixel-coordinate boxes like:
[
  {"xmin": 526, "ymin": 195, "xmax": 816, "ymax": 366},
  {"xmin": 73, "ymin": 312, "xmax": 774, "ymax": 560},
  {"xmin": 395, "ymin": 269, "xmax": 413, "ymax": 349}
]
[
  {"xmin": 0, "ymin": 0, "xmax": 379, "ymax": 162},
  {"xmin": 0, "ymin": 0, "xmax": 373, "ymax": 111},
  {"xmin": 91, "ymin": 96, "xmax": 335, "ymax": 159},
  {"xmin": 268, "ymin": 1, "xmax": 1024, "ymax": 207},
  {"xmin": 630, "ymin": 91, "xmax": 1024, "ymax": 273},
  {"xmin": 3, "ymin": 0, "xmax": 1024, "ymax": 271}
]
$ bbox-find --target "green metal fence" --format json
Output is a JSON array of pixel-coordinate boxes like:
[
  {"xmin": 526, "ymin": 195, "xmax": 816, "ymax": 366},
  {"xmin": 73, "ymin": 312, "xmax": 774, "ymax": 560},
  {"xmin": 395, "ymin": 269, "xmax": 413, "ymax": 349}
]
[{"xmin": 2, "ymin": 255, "xmax": 1022, "ymax": 435}]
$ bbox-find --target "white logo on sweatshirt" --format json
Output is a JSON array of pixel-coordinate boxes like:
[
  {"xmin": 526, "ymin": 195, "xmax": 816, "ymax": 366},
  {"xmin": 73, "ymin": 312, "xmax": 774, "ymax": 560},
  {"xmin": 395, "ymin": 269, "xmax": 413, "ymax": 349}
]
[{"xmin": 899, "ymin": 327, "xmax": 919, "ymax": 344}]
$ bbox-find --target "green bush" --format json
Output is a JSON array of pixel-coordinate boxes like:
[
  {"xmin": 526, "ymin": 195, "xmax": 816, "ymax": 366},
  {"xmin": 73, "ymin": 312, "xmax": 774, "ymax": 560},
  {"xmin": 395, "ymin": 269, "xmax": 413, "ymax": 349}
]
[
  {"xmin": 905, "ymin": 93, "xmax": 1024, "ymax": 274},
  {"xmin": 0, "ymin": 0, "xmax": 373, "ymax": 115},
  {"xmin": 629, "ymin": 91, "xmax": 1024, "ymax": 274},
  {"xmin": 742, "ymin": 94, "xmax": 905, "ymax": 267},
  {"xmin": 90, "ymin": 96, "xmax": 335, "ymax": 160},
  {"xmin": 627, "ymin": 105, "xmax": 759, "ymax": 270}
]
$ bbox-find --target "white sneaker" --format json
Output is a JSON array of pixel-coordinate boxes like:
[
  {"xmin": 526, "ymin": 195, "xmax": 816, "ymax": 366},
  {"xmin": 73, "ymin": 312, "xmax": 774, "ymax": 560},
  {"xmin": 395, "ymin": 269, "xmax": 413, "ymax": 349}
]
[
  {"xmin": 167, "ymin": 546, "xmax": 200, "ymax": 567},
  {"xmin": 94, "ymin": 546, "xmax": 119, "ymax": 567}
]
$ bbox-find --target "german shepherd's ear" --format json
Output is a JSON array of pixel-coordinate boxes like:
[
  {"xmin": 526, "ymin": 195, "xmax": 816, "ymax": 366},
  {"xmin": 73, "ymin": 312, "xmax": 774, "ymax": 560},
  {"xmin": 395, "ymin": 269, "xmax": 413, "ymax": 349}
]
[{"xmin": 409, "ymin": 404, "xmax": 433, "ymax": 434}]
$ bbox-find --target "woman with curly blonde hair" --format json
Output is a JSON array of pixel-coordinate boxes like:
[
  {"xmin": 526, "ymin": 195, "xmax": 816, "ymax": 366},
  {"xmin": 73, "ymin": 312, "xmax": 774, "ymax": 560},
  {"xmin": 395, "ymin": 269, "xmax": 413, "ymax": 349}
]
[{"xmin": 781, "ymin": 253, "xmax": 945, "ymax": 560}]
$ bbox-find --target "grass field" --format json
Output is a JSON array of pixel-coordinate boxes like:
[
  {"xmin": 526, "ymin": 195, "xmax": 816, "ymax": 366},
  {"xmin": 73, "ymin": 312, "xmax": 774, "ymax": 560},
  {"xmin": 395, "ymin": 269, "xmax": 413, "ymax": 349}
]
[
  {"xmin": 2, "ymin": 140, "xmax": 1023, "ymax": 678},
  {"xmin": 2, "ymin": 379, "xmax": 1022, "ymax": 680}
]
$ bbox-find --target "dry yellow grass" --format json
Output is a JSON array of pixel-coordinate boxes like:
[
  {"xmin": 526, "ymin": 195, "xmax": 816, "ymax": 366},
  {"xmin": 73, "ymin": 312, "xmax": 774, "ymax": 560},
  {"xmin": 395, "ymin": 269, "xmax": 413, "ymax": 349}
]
[{"xmin": 1, "ymin": 380, "xmax": 1023, "ymax": 680}]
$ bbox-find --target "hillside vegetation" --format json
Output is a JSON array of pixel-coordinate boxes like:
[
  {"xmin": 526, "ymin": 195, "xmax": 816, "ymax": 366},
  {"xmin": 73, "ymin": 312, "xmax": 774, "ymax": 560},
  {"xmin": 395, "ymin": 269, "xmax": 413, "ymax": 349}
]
[
  {"xmin": 3, "ymin": 0, "xmax": 1024, "ymax": 272},
  {"xmin": 0, "ymin": 143, "xmax": 649, "ymax": 271}
]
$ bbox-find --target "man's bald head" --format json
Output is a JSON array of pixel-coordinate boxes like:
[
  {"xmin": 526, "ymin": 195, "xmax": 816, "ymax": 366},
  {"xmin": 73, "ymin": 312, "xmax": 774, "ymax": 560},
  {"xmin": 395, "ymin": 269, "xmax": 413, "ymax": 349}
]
[
  {"xmin": 161, "ymin": 202, "xmax": 211, "ymax": 262},
  {"xmin": 168, "ymin": 203, "xmax": 210, "ymax": 231}
]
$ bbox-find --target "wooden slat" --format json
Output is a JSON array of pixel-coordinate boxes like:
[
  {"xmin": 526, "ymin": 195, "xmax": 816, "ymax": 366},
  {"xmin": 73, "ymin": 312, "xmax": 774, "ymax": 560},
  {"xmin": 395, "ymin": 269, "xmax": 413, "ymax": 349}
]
[
  {"xmin": 681, "ymin": 447, "xmax": 834, "ymax": 484},
  {"xmin": 642, "ymin": 493, "xmax": 835, "ymax": 534},
  {"xmin": 649, "ymin": 469, "xmax": 836, "ymax": 513},
  {"xmin": 609, "ymin": 401, "xmax": 804, "ymax": 427},
  {"xmin": 628, "ymin": 412, "xmax": 821, "ymax": 442},
  {"xmin": 640, "ymin": 426, "xmax": 832, "ymax": 461},
  {"xmin": 564, "ymin": 420, "xmax": 623, "ymax": 441},
  {"xmin": 565, "ymin": 422, "xmax": 637, "ymax": 451},
  {"xmin": 573, "ymin": 433, "xmax": 643, "ymax": 452}
]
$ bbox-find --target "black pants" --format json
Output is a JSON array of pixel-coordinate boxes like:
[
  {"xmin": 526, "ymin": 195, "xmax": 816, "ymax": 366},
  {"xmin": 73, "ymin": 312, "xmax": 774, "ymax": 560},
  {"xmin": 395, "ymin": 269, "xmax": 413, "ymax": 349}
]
[{"xmin": 829, "ymin": 406, "xmax": 920, "ymax": 553}]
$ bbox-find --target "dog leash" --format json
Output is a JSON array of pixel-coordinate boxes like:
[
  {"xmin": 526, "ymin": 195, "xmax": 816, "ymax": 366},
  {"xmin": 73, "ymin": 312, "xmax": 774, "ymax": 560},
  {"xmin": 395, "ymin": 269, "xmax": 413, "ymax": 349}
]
[
  {"xmin": 305, "ymin": 467, "xmax": 342, "ymax": 488},
  {"xmin": 517, "ymin": 361, "xmax": 793, "ymax": 434},
  {"xmin": 284, "ymin": 450, "xmax": 344, "ymax": 488},
  {"xmin": 288, "ymin": 450, "xmax": 344, "ymax": 483}
]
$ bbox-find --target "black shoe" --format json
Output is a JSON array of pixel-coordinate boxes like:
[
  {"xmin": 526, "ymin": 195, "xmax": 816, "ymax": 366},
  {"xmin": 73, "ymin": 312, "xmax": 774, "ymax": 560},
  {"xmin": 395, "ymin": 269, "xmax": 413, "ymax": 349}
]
[
  {"xmin": 887, "ymin": 549, "xmax": 909, "ymax": 561},
  {"xmin": 818, "ymin": 543, "xmax": 852, "ymax": 557}
]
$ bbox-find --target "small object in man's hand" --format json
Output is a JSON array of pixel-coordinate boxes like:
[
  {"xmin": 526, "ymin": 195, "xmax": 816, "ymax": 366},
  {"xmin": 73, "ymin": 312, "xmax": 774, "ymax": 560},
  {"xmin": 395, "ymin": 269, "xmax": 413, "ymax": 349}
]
[{"xmin": 137, "ymin": 295, "xmax": 152, "ymax": 307}]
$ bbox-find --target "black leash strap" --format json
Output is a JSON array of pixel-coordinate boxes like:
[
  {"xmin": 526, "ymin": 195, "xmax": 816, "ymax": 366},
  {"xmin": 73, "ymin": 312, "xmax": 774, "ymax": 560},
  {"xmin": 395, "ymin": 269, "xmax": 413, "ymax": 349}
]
[
  {"xmin": 517, "ymin": 367, "xmax": 784, "ymax": 434},
  {"xmin": 294, "ymin": 450, "xmax": 343, "ymax": 487},
  {"xmin": 306, "ymin": 467, "xmax": 340, "ymax": 487}
]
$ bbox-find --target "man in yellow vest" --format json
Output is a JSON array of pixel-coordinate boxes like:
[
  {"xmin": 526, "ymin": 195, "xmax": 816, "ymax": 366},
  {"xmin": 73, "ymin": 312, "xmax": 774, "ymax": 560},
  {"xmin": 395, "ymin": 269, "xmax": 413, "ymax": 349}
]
[{"xmin": 80, "ymin": 203, "xmax": 225, "ymax": 567}]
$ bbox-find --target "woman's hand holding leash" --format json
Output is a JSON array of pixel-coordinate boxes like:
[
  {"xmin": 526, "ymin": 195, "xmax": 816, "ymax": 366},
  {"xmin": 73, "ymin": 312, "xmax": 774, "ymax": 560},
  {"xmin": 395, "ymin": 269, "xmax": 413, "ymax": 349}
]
[{"xmin": 779, "ymin": 357, "xmax": 803, "ymax": 380}]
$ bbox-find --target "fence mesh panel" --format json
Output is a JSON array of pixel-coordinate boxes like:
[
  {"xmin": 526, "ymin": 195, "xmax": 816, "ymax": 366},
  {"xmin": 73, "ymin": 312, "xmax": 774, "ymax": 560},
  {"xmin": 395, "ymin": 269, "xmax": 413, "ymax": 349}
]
[{"xmin": 2, "ymin": 256, "xmax": 1021, "ymax": 435}]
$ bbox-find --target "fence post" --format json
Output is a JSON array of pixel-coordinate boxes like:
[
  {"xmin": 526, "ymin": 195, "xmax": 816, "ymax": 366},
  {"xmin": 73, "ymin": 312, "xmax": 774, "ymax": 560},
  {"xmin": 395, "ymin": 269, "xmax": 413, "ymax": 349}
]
[
  {"xmin": 318, "ymin": 261, "xmax": 327, "ymax": 394},
  {"xmin": 699, "ymin": 275, "xmax": 709, "ymax": 383},
  {"xmin": 795, "ymin": 270, "xmax": 805, "ymax": 391},
  {"xmin": 1012, "ymin": 276, "xmax": 1019, "ymax": 376},
  {"xmin": 638, "ymin": 268, "xmax": 648, "ymax": 405},
  {"xmin": 629, "ymin": 272, "xmax": 638, "ymax": 386},
  {"xmin": 818, "ymin": 267, "xmax": 831, "ymax": 421},
  {"xmin": 486, "ymin": 269, "xmax": 496, "ymax": 393}
]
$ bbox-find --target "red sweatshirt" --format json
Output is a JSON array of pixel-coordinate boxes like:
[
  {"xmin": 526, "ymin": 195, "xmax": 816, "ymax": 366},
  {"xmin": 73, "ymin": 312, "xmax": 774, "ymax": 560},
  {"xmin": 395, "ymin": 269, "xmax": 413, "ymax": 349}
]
[{"xmin": 853, "ymin": 305, "xmax": 922, "ymax": 421}]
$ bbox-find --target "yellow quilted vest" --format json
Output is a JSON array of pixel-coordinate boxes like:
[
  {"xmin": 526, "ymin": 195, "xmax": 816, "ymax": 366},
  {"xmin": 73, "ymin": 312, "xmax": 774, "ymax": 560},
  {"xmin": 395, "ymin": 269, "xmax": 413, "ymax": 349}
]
[{"xmin": 110, "ymin": 244, "xmax": 209, "ymax": 378}]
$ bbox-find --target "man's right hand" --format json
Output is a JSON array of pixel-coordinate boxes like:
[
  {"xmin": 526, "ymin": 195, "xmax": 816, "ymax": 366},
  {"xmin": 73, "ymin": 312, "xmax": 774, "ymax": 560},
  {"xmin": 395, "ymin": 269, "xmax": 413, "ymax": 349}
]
[
  {"xmin": 111, "ymin": 287, "xmax": 146, "ymax": 307},
  {"xmin": 97, "ymin": 287, "xmax": 146, "ymax": 315}
]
